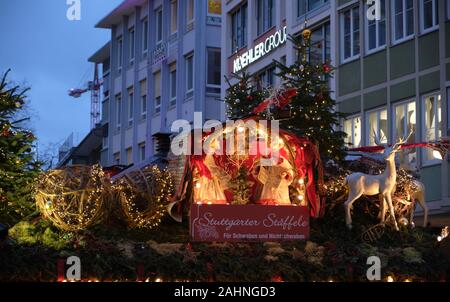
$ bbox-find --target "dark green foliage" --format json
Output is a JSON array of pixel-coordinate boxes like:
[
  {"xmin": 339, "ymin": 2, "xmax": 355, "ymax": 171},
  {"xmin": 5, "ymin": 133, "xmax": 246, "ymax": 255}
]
[
  {"xmin": 276, "ymin": 34, "xmax": 347, "ymax": 161},
  {"xmin": 0, "ymin": 70, "xmax": 41, "ymax": 226},
  {"xmin": 224, "ymin": 72, "xmax": 265, "ymax": 120},
  {"xmin": 1, "ymin": 212, "xmax": 448, "ymax": 281}
]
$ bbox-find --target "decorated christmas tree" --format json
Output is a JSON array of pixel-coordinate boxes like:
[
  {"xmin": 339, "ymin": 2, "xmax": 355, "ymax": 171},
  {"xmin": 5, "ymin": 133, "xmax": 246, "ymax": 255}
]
[
  {"xmin": 0, "ymin": 70, "xmax": 41, "ymax": 226},
  {"xmin": 224, "ymin": 72, "xmax": 265, "ymax": 120},
  {"xmin": 275, "ymin": 30, "xmax": 347, "ymax": 161}
]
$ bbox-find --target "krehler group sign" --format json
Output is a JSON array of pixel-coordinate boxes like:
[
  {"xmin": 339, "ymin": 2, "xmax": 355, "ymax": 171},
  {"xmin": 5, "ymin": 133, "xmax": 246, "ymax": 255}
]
[
  {"xmin": 233, "ymin": 26, "xmax": 287, "ymax": 73},
  {"xmin": 190, "ymin": 204, "xmax": 309, "ymax": 242}
]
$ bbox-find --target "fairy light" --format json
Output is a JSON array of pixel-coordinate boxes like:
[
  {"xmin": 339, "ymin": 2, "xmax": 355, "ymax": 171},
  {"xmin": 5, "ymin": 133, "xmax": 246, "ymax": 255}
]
[
  {"xmin": 35, "ymin": 165, "xmax": 108, "ymax": 231},
  {"xmin": 115, "ymin": 166, "xmax": 174, "ymax": 229},
  {"xmin": 437, "ymin": 226, "xmax": 449, "ymax": 242},
  {"xmin": 387, "ymin": 276, "xmax": 394, "ymax": 282}
]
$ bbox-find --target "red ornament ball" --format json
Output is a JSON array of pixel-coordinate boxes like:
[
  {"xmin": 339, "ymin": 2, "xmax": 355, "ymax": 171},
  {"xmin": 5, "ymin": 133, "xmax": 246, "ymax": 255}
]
[{"xmin": 323, "ymin": 64, "xmax": 331, "ymax": 73}]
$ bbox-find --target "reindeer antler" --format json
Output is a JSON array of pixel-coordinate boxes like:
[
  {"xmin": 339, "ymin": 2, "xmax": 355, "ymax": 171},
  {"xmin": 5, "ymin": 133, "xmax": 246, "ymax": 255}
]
[
  {"xmin": 393, "ymin": 130, "xmax": 414, "ymax": 151},
  {"xmin": 373, "ymin": 128, "xmax": 384, "ymax": 147}
]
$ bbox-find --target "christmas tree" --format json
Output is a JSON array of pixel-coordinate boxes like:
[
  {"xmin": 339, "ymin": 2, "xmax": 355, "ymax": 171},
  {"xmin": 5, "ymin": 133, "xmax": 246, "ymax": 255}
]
[
  {"xmin": 276, "ymin": 30, "xmax": 347, "ymax": 161},
  {"xmin": 0, "ymin": 70, "xmax": 41, "ymax": 226},
  {"xmin": 224, "ymin": 72, "xmax": 265, "ymax": 120}
]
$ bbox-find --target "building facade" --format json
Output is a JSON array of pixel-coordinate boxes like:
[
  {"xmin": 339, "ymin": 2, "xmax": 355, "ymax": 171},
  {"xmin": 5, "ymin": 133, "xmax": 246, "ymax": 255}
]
[
  {"xmin": 96, "ymin": 0, "xmax": 223, "ymax": 169},
  {"xmin": 221, "ymin": 0, "xmax": 450, "ymax": 215}
]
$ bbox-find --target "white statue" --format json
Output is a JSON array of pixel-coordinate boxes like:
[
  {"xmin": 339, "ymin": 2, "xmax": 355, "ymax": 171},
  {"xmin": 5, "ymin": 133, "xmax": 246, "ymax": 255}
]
[
  {"xmin": 257, "ymin": 156, "xmax": 294, "ymax": 205},
  {"xmin": 406, "ymin": 179, "xmax": 428, "ymax": 228},
  {"xmin": 395, "ymin": 150, "xmax": 429, "ymax": 228},
  {"xmin": 344, "ymin": 136, "xmax": 408, "ymax": 231}
]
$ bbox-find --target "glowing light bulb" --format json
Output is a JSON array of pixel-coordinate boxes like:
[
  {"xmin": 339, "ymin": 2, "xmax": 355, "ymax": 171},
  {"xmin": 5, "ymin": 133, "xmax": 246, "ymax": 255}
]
[
  {"xmin": 238, "ymin": 126, "xmax": 245, "ymax": 133},
  {"xmin": 298, "ymin": 195, "xmax": 304, "ymax": 201},
  {"xmin": 298, "ymin": 179, "xmax": 305, "ymax": 185},
  {"xmin": 195, "ymin": 182, "xmax": 201, "ymax": 189},
  {"xmin": 387, "ymin": 276, "xmax": 394, "ymax": 282},
  {"xmin": 433, "ymin": 150, "xmax": 443, "ymax": 160}
]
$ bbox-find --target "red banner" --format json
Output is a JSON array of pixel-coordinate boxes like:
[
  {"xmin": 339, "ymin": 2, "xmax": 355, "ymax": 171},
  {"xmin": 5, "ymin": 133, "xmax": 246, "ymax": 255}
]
[{"xmin": 190, "ymin": 204, "xmax": 309, "ymax": 242}]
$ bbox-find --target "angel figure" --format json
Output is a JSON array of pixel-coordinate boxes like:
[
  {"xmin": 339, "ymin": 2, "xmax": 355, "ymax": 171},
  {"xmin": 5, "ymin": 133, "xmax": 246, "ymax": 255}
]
[{"xmin": 257, "ymin": 156, "xmax": 294, "ymax": 205}]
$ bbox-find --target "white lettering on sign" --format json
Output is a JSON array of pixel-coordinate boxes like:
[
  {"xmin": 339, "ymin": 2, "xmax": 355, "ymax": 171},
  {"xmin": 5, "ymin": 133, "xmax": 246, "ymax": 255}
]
[
  {"xmin": 233, "ymin": 26, "xmax": 287, "ymax": 73},
  {"xmin": 197, "ymin": 211, "xmax": 308, "ymax": 231}
]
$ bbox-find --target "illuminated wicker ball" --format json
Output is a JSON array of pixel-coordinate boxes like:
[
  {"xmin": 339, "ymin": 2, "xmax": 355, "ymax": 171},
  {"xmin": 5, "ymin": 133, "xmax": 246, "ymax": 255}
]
[
  {"xmin": 35, "ymin": 165, "xmax": 110, "ymax": 231},
  {"xmin": 114, "ymin": 165, "xmax": 174, "ymax": 229}
]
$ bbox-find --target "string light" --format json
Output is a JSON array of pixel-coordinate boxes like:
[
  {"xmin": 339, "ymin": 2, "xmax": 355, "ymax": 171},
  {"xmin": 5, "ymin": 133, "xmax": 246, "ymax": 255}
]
[
  {"xmin": 35, "ymin": 165, "xmax": 109, "ymax": 231},
  {"xmin": 115, "ymin": 166, "xmax": 174, "ymax": 229}
]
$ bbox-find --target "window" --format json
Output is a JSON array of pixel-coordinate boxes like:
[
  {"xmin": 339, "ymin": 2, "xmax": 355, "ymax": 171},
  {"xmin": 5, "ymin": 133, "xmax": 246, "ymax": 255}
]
[
  {"xmin": 207, "ymin": 48, "xmax": 221, "ymax": 94},
  {"xmin": 298, "ymin": 0, "xmax": 329, "ymax": 17},
  {"xmin": 140, "ymin": 80, "xmax": 147, "ymax": 120},
  {"xmin": 156, "ymin": 7, "xmax": 163, "ymax": 44},
  {"xmin": 139, "ymin": 143, "xmax": 146, "ymax": 162},
  {"xmin": 366, "ymin": 108, "xmax": 388, "ymax": 146},
  {"xmin": 169, "ymin": 64, "xmax": 177, "ymax": 107},
  {"xmin": 141, "ymin": 95, "xmax": 147, "ymax": 120},
  {"xmin": 310, "ymin": 22, "xmax": 330, "ymax": 65},
  {"xmin": 102, "ymin": 136, "xmax": 108, "ymax": 149},
  {"xmin": 142, "ymin": 18, "xmax": 148, "ymax": 54},
  {"xmin": 152, "ymin": 137, "xmax": 158, "ymax": 154},
  {"xmin": 280, "ymin": 0, "xmax": 286, "ymax": 21},
  {"xmin": 393, "ymin": 100, "xmax": 417, "ymax": 168},
  {"xmin": 128, "ymin": 89, "xmax": 133, "ymax": 126},
  {"xmin": 258, "ymin": 66, "xmax": 276, "ymax": 89},
  {"xmin": 257, "ymin": 0, "xmax": 274, "ymax": 36},
  {"xmin": 340, "ymin": 6, "xmax": 360, "ymax": 62},
  {"xmin": 420, "ymin": 0, "xmax": 438, "ymax": 33},
  {"xmin": 186, "ymin": 54, "xmax": 194, "ymax": 98},
  {"xmin": 187, "ymin": 0, "xmax": 194, "ymax": 23},
  {"xmin": 129, "ymin": 27, "xmax": 135, "ymax": 62},
  {"xmin": 365, "ymin": 0, "xmax": 386, "ymax": 53},
  {"xmin": 343, "ymin": 115, "xmax": 361, "ymax": 147},
  {"xmin": 116, "ymin": 94, "xmax": 122, "ymax": 130},
  {"xmin": 231, "ymin": 3, "xmax": 248, "ymax": 52},
  {"xmin": 113, "ymin": 152, "xmax": 120, "ymax": 165},
  {"xmin": 126, "ymin": 147, "xmax": 133, "ymax": 165},
  {"xmin": 448, "ymin": 0, "xmax": 450, "ymax": 20},
  {"xmin": 154, "ymin": 71, "xmax": 161, "ymax": 114},
  {"xmin": 117, "ymin": 36, "xmax": 123, "ymax": 70},
  {"xmin": 392, "ymin": 0, "xmax": 414, "ymax": 43},
  {"xmin": 422, "ymin": 93, "xmax": 442, "ymax": 163},
  {"xmin": 171, "ymin": 0, "xmax": 178, "ymax": 34}
]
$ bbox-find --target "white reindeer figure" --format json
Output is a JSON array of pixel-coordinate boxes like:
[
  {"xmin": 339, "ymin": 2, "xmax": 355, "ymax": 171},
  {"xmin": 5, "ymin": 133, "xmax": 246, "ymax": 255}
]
[
  {"xmin": 395, "ymin": 149, "xmax": 429, "ymax": 228},
  {"xmin": 406, "ymin": 179, "xmax": 428, "ymax": 227},
  {"xmin": 344, "ymin": 135, "xmax": 409, "ymax": 231}
]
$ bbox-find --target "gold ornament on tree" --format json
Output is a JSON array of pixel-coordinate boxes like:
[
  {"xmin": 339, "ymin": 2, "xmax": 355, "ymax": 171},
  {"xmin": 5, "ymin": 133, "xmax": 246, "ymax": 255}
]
[
  {"xmin": 35, "ymin": 165, "xmax": 110, "ymax": 231},
  {"xmin": 302, "ymin": 28, "xmax": 312, "ymax": 41},
  {"xmin": 114, "ymin": 166, "xmax": 174, "ymax": 229}
]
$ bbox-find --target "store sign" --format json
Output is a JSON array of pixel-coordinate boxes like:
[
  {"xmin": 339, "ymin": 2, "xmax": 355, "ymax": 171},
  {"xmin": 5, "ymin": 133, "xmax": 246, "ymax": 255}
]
[
  {"xmin": 152, "ymin": 42, "xmax": 167, "ymax": 65},
  {"xmin": 190, "ymin": 204, "xmax": 309, "ymax": 242},
  {"xmin": 233, "ymin": 26, "xmax": 287, "ymax": 73},
  {"xmin": 207, "ymin": 0, "xmax": 221, "ymax": 15}
]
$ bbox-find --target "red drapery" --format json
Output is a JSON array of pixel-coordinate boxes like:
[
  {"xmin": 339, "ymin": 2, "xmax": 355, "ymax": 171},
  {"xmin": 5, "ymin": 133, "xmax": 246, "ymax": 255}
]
[{"xmin": 183, "ymin": 119, "xmax": 324, "ymax": 218}]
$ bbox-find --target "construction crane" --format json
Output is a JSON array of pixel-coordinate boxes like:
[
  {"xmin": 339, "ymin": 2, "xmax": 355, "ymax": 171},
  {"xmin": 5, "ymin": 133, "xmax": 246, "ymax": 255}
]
[{"xmin": 68, "ymin": 63, "xmax": 102, "ymax": 129}]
